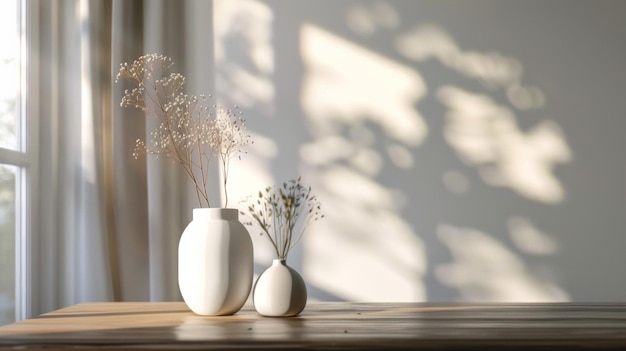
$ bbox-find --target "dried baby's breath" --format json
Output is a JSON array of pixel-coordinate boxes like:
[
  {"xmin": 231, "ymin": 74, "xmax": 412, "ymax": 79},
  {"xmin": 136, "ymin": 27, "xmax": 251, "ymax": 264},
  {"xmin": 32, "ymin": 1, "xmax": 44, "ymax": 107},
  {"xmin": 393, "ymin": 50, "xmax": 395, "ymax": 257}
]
[{"xmin": 117, "ymin": 54, "xmax": 250, "ymax": 207}]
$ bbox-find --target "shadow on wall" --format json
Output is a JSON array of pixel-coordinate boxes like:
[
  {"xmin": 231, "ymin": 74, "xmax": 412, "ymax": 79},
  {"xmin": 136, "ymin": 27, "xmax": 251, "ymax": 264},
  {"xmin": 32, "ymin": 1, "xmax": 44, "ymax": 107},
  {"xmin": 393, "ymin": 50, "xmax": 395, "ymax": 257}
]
[{"xmin": 214, "ymin": 0, "xmax": 572, "ymax": 302}]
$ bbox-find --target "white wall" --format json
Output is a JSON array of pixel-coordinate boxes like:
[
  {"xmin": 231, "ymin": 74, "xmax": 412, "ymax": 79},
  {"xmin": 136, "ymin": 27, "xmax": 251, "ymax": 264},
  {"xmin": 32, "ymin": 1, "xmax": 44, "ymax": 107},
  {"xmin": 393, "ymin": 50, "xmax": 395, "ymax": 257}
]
[{"xmin": 214, "ymin": 0, "xmax": 626, "ymax": 302}]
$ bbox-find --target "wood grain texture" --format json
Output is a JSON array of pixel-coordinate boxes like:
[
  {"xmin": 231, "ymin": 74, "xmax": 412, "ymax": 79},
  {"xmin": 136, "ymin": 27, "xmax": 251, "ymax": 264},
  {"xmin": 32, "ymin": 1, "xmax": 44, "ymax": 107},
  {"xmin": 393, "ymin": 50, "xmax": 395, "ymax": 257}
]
[{"xmin": 1, "ymin": 302, "xmax": 626, "ymax": 350}]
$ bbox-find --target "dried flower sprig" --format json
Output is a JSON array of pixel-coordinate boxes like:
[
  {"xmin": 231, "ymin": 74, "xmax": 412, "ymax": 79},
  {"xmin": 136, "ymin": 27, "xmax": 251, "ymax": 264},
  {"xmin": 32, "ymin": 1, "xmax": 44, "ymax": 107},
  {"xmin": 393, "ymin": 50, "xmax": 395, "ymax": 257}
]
[
  {"xmin": 241, "ymin": 177, "xmax": 324, "ymax": 260},
  {"xmin": 116, "ymin": 54, "xmax": 251, "ymax": 207}
]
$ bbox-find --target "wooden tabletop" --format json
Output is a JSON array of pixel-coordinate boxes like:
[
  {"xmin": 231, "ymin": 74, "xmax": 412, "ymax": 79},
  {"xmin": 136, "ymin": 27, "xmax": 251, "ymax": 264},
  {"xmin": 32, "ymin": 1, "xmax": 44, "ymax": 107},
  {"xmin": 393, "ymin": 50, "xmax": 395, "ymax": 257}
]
[{"xmin": 1, "ymin": 302, "xmax": 626, "ymax": 350}]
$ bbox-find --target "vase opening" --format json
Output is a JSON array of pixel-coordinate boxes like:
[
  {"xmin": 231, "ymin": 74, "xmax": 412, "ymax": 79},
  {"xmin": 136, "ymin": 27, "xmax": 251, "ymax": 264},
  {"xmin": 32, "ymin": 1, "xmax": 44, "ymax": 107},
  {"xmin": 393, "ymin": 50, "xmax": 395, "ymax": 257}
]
[
  {"xmin": 193, "ymin": 208, "xmax": 238, "ymax": 221},
  {"xmin": 272, "ymin": 259, "xmax": 287, "ymax": 267}
]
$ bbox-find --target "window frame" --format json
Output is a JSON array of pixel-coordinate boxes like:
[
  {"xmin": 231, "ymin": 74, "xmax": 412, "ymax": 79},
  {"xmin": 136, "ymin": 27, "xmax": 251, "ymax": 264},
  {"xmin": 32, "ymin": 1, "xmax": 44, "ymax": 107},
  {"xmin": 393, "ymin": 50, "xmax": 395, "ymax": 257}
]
[
  {"xmin": 19, "ymin": 0, "xmax": 39, "ymax": 321},
  {"xmin": 0, "ymin": 0, "xmax": 39, "ymax": 322}
]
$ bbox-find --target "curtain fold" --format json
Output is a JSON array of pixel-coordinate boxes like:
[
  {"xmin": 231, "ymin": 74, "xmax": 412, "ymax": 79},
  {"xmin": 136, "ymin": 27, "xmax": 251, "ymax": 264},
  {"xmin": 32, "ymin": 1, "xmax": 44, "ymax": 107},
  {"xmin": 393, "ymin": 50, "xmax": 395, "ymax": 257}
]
[
  {"xmin": 142, "ymin": 0, "xmax": 190, "ymax": 303},
  {"xmin": 111, "ymin": 0, "xmax": 151, "ymax": 302},
  {"xmin": 33, "ymin": 0, "xmax": 214, "ymax": 316}
]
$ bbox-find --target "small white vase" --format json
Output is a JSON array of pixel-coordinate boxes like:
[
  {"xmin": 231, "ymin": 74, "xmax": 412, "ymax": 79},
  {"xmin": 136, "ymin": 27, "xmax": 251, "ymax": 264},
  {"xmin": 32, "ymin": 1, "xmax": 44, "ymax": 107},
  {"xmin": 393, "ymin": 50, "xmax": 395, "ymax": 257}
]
[
  {"xmin": 253, "ymin": 259, "xmax": 307, "ymax": 317},
  {"xmin": 178, "ymin": 208, "xmax": 253, "ymax": 316}
]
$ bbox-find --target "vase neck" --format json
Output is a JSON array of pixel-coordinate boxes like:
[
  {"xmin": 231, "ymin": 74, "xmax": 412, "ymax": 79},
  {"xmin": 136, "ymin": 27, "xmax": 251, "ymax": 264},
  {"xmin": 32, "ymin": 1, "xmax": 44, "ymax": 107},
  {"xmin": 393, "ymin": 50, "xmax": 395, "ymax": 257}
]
[
  {"xmin": 193, "ymin": 208, "xmax": 238, "ymax": 221},
  {"xmin": 272, "ymin": 259, "xmax": 287, "ymax": 266}
]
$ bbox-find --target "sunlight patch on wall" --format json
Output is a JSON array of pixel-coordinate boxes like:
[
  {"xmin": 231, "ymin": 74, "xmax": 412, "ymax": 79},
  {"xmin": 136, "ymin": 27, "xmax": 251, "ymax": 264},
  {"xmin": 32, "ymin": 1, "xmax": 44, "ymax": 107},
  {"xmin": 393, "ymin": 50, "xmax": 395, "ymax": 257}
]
[
  {"xmin": 508, "ymin": 216, "xmax": 559, "ymax": 256},
  {"xmin": 436, "ymin": 224, "xmax": 569, "ymax": 302},
  {"xmin": 306, "ymin": 165, "xmax": 426, "ymax": 302},
  {"xmin": 387, "ymin": 144, "xmax": 414, "ymax": 169},
  {"xmin": 392, "ymin": 22, "xmax": 570, "ymax": 205},
  {"xmin": 300, "ymin": 23, "xmax": 428, "ymax": 300},
  {"xmin": 346, "ymin": 2, "xmax": 399, "ymax": 36},
  {"xmin": 438, "ymin": 86, "xmax": 571, "ymax": 204},
  {"xmin": 300, "ymin": 135, "xmax": 354, "ymax": 166},
  {"xmin": 395, "ymin": 24, "xmax": 546, "ymax": 111},
  {"xmin": 301, "ymin": 24, "xmax": 427, "ymax": 148},
  {"xmin": 507, "ymin": 85, "xmax": 545, "ymax": 111},
  {"xmin": 213, "ymin": 0, "xmax": 274, "ymax": 114}
]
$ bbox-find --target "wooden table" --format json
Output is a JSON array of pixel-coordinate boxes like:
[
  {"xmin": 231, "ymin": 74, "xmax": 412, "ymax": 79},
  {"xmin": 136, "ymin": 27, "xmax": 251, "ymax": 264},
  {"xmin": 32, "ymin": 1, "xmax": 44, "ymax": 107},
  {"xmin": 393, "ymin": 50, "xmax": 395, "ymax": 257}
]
[{"xmin": 1, "ymin": 302, "xmax": 626, "ymax": 350}]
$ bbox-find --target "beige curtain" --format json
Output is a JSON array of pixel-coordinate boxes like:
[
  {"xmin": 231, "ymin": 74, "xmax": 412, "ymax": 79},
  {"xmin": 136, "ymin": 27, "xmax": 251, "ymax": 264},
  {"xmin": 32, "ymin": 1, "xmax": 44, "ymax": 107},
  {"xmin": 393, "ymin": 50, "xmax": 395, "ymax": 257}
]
[{"xmin": 32, "ymin": 0, "xmax": 214, "ymax": 316}]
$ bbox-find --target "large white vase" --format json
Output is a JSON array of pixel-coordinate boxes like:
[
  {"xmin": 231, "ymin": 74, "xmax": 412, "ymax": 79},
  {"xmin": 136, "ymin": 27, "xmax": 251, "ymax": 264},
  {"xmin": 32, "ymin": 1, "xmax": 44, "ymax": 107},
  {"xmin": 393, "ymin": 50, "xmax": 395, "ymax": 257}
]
[
  {"xmin": 253, "ymin": 259, "xmax": 307, "ymax": 317},
  {"xmin": 178, "ymin": 208, "xmax": 253, "ymax": 316}
]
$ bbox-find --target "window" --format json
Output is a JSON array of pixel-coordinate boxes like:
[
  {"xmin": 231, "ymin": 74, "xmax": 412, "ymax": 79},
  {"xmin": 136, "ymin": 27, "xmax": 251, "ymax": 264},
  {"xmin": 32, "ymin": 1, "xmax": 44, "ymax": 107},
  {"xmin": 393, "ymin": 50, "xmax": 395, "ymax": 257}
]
[
  {"xmin": 0, "ymin": 0, "xmax": 32, "ymax": 326},
  {"xmin": 0, "ymin": 164, "xmax": 17, "ymax": 325}
]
